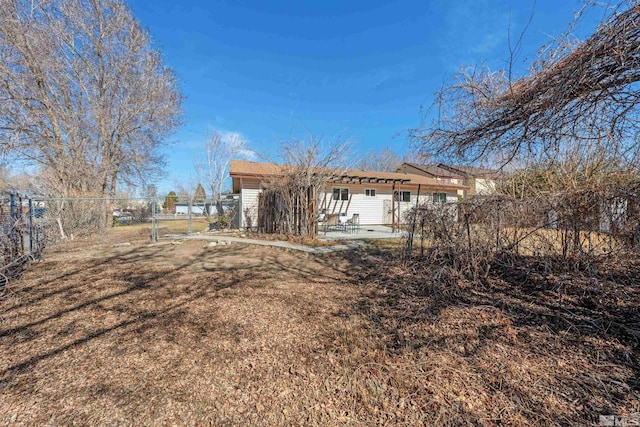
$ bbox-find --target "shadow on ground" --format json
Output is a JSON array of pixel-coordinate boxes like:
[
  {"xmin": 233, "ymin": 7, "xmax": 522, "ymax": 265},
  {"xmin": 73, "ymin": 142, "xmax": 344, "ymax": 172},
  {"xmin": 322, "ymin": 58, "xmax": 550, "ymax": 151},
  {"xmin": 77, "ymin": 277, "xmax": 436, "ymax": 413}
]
[{"xmin": 339, "ymin": 248, "xmax": 640, "ymax": 425}]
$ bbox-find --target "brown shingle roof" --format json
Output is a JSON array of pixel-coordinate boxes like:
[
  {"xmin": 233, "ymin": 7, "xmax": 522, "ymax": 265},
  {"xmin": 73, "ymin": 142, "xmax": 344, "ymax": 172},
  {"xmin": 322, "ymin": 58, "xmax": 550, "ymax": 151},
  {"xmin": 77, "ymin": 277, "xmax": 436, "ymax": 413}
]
[
  {"xmin": 229, "ymin": 160, "xmax": 286, "ymax": 177},
  {"xmin": 230, "ymin": 160, "xmax": 468, "ymax": 190}
]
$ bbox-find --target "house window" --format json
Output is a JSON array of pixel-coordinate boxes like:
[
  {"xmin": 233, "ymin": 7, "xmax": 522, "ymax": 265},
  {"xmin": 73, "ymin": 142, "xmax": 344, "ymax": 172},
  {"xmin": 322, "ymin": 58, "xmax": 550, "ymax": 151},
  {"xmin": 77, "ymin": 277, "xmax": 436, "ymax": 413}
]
[
  {"xmin": 332, "ymin": 188, "xmax": 349, "ymax": 201},
  {"xmin": 433, "ymin": 192, "xmax": 447, "ymax": 203},
  {"xmin": 365, "ymin": 188, "xmax": 376, "ymax": 197},
  {"xmin": 394, "ymin": 190, "xmax": 411, "ymax": 202}
]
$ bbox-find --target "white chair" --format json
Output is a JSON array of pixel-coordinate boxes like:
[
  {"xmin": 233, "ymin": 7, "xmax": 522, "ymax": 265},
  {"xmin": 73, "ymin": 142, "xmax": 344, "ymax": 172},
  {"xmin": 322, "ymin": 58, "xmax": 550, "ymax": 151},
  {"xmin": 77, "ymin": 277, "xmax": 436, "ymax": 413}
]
[
  {"xmin": 338, "ymin": 213, "xmax": 349, "ymax": 231},
  {"xmin": 317, "ymin": 212, "xmax": 327, "ymax": 232},
  {"xmin": 347, "ymin": 213, "xmax": 360, "ymax": 233}
]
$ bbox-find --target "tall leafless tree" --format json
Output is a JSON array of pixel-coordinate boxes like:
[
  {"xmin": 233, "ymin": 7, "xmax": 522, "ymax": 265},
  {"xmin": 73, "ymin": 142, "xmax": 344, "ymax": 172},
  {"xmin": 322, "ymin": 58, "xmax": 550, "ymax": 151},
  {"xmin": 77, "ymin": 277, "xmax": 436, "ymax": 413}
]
[
  {"xmin": 257, "ymin": 134, "xmax": 351, "ymax": 237},
  {"xmin": 195, "ymin": 131, "xmax": 253, "ymax": 219},
  {"xmin": 0, "ymin": 0, "xmax": 182, "ymax": 198},
  {"xmin": 356, "ymin": 147, "xmax": 409, "ymax": 172},
  {"xmin": 410, "ymin": 1, "xmax": 640, "ymax": 179}
]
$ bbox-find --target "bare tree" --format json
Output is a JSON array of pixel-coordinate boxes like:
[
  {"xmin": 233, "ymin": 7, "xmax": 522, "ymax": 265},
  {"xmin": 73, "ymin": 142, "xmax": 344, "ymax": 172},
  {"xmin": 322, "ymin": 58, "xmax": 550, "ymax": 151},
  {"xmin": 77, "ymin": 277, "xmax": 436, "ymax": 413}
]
[
  {"xmin": 0, "ymin": 0, "xmax": 182, "ymax": 198},
  {"xmin": 195, "ymin": 131, "xmax": 253, "ymax": 220},
  {"xmin": 410, "ymin": 1, "xmax": 640, "ymax": 174},
  {"xmin": 278, "ymin": 133, "xmax": 351, "ymax": 178},
  {"xmin": 356, "ymin": 147, "xmax": 408, "ymax": 172},
  {"xmin": 0, "ymin": 163, "xmax": 10, "ymax": 190},
  {"xmin": 402, "ymin": 1, "xmax": 640, "ymax": 279},
  {"xmin": 257, "ymin": 134, "xmax": 351, "ymax": 237}
]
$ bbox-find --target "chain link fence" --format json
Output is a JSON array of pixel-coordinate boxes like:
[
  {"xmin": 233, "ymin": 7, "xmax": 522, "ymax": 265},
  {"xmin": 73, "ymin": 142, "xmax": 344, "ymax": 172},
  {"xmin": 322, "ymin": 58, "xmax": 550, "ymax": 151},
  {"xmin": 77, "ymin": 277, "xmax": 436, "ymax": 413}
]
[
  {"xmin": 0, "ymin": 192, "xmax": 46, "ymax": 289},
  {"xmin": 403, "ymin": 186, "xmax": 640, "ymax": 281},
  {"xmin": 0, "ymin": 192, "xmax": 242, "ymax": 290}
]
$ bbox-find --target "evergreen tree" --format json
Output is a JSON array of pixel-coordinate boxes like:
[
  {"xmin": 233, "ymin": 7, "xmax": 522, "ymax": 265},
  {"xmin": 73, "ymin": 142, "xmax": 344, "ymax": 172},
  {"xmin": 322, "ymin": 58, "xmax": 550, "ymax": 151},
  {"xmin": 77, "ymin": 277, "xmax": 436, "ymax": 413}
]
[
  {"xmin": 163, "ymin": 191, "xmax": 178, "ymax": 211},
  {"xmin": 194, "ymin": 183, "xmax": 206, "ymax": 204}
]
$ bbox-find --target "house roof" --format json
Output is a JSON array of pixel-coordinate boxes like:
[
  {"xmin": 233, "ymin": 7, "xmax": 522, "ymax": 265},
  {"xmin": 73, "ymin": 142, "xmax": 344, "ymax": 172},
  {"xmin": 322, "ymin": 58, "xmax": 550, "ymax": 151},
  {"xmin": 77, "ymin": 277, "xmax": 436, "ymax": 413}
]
[
  {"xmin": 437, "ymin": 163, "xmax": 500, "ymax": 178},
  {"xmin": 230, "ymin": 160, "xmax": 468, "ymax": 191},
  {"xmin": 401, "ymin": 163, "xmax": 464, "ymax": 179}
]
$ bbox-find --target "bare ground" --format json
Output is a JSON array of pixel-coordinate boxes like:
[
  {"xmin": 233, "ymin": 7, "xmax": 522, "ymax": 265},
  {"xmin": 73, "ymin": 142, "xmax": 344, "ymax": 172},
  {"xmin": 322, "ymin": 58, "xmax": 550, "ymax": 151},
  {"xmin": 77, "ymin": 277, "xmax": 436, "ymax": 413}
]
[{"xmin": 0, "ymin": 228, "xmax": 638, "ymax": 425}]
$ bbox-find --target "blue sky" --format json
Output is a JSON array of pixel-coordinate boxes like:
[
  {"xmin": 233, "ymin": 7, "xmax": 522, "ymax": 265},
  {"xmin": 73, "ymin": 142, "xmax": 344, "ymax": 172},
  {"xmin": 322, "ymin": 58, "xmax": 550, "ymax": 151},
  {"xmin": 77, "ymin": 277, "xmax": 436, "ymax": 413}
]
[{"xmin": 125, "ymin": 0, "xmax": 601, "ymax": 194}]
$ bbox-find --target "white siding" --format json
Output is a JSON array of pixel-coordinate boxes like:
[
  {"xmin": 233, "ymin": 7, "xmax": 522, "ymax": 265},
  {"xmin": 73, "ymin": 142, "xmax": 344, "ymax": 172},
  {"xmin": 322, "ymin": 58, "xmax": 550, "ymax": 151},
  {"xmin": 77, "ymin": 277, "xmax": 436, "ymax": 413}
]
[
  {"xmin": 237, "ymin": 178, "xmax": 460, "ymax": 227},
  {"xmin": 318, "ymin": 184, "xmax": 455, "ymax": 225},
  {"xmin": 319, "ymin": 184, "xmax": 389, "ymax": 224},
  {"xmin": 240, "ymin": 178, "xmax": 261, "ymax": 229},
  {"xmin": 397, "ymin": 191, "xmax": 436, "ymax": 224}
]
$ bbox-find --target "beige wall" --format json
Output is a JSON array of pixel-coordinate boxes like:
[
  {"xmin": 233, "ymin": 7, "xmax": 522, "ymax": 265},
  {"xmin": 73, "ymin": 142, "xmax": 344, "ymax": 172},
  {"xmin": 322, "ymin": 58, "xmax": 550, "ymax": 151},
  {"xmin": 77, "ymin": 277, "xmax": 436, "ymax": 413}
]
[{"xmin": 475, "ymin": 178, "xmax": 496, "ymax": 195}]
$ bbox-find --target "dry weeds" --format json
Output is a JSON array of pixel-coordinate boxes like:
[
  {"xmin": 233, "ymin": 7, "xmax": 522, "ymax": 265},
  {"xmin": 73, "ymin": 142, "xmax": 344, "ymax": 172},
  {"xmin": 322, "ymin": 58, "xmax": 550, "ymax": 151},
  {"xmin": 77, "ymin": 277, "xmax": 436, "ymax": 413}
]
[
  {"xmin": 0, "ymin": 228, "xmax": 638, "ymax": 425},
  {"xmin": 351, "ymin": 251, "xmax": 640, "ymax": 425}
]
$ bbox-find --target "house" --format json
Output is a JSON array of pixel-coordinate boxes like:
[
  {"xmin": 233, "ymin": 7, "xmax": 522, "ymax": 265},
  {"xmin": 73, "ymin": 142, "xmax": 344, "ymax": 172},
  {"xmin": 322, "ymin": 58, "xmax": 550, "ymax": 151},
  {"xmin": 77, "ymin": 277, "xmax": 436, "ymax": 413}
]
[
  {"xmin": 397, "ymin": 163, "xmax": 499, "ymax": 198},
  {"xmin": 230, "ymin": 160, "xmax": 468, "ymax": 229},
  {"xmin": 397, "ymin": 163, "xmax": 466, "ymax": 186},
  {"xmin": 174, "ymin": 202, "xmax": 210, "ymax": 215}
]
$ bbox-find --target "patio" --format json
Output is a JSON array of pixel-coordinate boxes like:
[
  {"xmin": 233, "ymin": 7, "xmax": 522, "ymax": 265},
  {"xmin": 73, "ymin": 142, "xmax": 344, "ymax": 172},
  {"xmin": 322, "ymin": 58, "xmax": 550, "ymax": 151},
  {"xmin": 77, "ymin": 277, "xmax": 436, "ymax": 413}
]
[{"xmin": 317, "ymin": 224, "xmax": 407, "ymax": 241}]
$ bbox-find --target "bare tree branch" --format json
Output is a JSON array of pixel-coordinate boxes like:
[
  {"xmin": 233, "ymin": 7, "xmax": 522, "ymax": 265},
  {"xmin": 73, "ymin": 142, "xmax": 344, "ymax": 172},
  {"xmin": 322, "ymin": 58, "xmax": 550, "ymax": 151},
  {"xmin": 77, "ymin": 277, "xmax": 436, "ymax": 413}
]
[
  {"xmin": 411, "ymin": 1, "xmax": 640, "ymax": 173},
  {"xmin": 195, "ymin": 131, "xmax": 253, "ymax": 220},
  {"xmin": 0, "ymin": 0, "xmax": 182, "ymax": 197}
]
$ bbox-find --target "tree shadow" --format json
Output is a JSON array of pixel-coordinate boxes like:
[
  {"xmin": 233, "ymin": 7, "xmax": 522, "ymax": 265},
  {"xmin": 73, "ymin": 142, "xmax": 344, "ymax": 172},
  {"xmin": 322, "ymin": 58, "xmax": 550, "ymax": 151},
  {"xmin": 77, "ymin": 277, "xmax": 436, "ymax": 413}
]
[
  {"xmin": 335, "ymin": 249, "xmax": 640, "ymax": 425},
  {"xmin": 0, "ymin": 241, "xmax": 351, "ymax": 386}
]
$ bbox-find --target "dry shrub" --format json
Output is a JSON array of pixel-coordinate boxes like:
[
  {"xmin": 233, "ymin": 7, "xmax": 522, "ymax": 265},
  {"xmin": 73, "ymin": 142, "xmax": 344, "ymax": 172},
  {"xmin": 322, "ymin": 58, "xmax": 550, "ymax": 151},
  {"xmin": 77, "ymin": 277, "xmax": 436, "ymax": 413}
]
[
  {"xmin": 405, "ymin": 182, "xmax": 640, "ymax": 282},
  {"xmin": 257, "ymin": 181, "xmax": 317, "ymax": 237},
  {"xmin": 258, "ymin": 134, "xmax": 350, "ymax": 238},
  {"xmin": 352, "ymin": 246, "xmax": 640, "ymax": 425},
  {"xmin": 45, "ymin": 199, "xmax": 109, "ymax": 241}
]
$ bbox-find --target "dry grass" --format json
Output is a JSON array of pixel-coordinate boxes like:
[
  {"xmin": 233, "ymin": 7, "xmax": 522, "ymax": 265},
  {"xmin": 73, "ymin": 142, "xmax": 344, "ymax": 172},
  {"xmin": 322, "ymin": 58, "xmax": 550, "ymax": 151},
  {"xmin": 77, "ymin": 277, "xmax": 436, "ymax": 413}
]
[
  {"xmin": 114, "ymin": 219, "xmax": 211, "ymax": 236},
  {"xmin": 237, "ymin": 231, "xmax": 336, "ymax": 247},
  {"xmin": 350, "ymin": 252, "xmax": 640, "ymax": 425},
  {"xmin": 1, "ymin": 228, "xmax": 638, "ymax": 425},
  {"xmin": 406, "ymin": 225, "xmax": 624, "ymax": 259}
]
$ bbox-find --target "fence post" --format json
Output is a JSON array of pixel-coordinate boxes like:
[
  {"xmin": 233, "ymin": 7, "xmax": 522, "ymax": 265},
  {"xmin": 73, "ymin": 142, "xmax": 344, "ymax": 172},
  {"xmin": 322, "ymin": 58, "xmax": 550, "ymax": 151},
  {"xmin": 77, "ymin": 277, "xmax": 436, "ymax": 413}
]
[
  {"xmin": 391, "ymin": 182, "xmax": 396, "ymax": 232},
  {"xmin": 28, "ymin": 198, "xmax": 34, "ymax": 255},
  {"xmin": 151, "ymin": 196, "xmax": 157, "ymax": 242},
  {"xmin": 188, "ymin": 198, "xmax": 193, "ymax": 235},
  {"xmin": 18, "ymin": 194, "xmax": 25, "ymax": 254},
  {"xmin": 407, "ymin": 184, "xmax": 421, "ymax": 256},
  {"xmin": 9, "ymin": 192, "xmax": 17, "ymax": 257}
]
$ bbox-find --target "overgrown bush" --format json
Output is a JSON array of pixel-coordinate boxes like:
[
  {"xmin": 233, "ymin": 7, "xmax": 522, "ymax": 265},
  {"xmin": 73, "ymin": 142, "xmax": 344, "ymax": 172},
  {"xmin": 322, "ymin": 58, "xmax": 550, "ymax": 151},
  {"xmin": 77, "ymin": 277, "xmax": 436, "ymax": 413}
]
[{"xmin": 405, "ymin": 185, "xmax": 640, "ymax": 282}]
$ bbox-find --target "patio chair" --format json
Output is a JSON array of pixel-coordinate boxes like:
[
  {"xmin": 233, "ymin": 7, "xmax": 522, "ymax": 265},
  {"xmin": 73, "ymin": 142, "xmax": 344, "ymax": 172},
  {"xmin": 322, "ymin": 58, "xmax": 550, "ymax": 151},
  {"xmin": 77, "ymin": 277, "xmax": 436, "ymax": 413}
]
[
  {"xmin": 317, "ymin": 212, "xmax": 327, "ymax": 231},
  {"xmin": 338, "ymin": 213, "xmax": 349, "ymax": 231},
  {"xmin": 346, "ymin": 213, "xmax": 360, "ymax": 233},
  {"xmin": 326, "ymin": 213, "xmax": 339, "ymax": 231}
]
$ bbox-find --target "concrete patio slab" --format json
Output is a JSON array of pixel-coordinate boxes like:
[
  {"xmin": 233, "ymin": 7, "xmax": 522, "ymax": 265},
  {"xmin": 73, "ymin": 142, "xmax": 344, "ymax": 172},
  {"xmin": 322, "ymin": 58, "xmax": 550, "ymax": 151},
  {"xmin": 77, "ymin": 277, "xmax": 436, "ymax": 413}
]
[
  {"xmin": 172, "ymin": 234, "xmax": 368, "ymax": 254},
  {"xmin": 316, "ymin": 225, "xmax": 407, "ymax": 241}
]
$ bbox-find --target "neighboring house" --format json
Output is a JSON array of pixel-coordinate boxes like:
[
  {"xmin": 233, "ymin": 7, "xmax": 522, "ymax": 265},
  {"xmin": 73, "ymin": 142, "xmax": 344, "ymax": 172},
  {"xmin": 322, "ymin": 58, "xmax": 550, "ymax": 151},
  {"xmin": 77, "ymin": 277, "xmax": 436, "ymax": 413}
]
[
  {"xmin": 438, "ymin": 164, "xmax": 499, "ymax": 196},
  {"xmin": 174, "ymin": 202, "xmax": 210, "ymax": 215},
  {"xmin": 397, "ymin": 163, "xmax": 466, "ymax": 187},
  {"xmin": 230, "ymin": 160, "xmax": 468, "ymax": 229},
  {"xmin": 397, "ymin": 163, "xmax": 499, "ymax": 198}
]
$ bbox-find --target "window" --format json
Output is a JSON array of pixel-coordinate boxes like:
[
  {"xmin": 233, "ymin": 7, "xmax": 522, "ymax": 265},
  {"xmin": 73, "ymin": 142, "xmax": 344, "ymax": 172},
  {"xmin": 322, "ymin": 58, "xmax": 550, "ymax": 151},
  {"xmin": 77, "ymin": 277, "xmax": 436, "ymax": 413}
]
[
  {"xmin": 433, "ymin": 192, "xmax": 447, "ymax": 203},
  {"xmin": 394, "ymin": 190, "xmax": 411, "ymax": 202},
  {"xmin": 365, "ymin": 188, "xmax": 376, "ymax": 197},
  {"xmin": 332, "ymin": 188, "xmax": 349, "ymax": 201}
]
